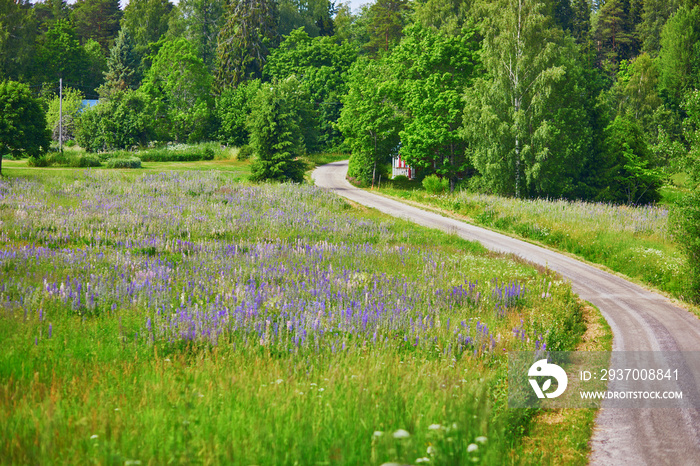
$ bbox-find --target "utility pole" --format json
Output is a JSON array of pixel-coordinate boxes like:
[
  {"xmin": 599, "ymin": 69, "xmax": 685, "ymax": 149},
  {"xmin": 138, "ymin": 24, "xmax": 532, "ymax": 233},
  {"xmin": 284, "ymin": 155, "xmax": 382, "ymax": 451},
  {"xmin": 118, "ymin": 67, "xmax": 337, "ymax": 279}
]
[{"xmin": 59, "ymin": 78, "xmax": 63, "ymax": 152}]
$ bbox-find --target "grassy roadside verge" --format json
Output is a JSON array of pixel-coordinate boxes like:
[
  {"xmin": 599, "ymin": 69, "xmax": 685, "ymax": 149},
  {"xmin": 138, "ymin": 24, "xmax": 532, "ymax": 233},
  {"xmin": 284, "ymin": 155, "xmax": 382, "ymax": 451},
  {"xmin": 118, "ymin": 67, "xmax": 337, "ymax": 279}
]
[
  {"xmin": 373, "ymin": 183, "xmax": 692, "ymax": 303},
  {"xmin": 513, "ymin": 303, "xmax": 612, "ymax": 465}
]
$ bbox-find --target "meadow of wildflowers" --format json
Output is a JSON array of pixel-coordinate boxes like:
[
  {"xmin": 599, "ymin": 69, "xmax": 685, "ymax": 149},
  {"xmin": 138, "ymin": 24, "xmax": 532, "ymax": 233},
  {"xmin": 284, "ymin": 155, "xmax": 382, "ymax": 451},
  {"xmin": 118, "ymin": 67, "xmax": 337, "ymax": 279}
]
[
  {"xmin": 0, "ymin": 170, "xmax": 587, "ymax": 464},
  {"xmin": 378, "ymin": 185, "xmax": 688, "ymax": 299}
]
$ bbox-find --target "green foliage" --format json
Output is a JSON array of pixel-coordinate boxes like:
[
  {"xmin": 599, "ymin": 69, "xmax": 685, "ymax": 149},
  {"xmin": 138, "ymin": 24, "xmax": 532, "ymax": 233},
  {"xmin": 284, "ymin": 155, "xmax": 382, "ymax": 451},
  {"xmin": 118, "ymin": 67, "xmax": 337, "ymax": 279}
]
[
  {"xmin": 71, "ymin": 0, "xmax": 122, "ymax": 53},
  {"xmin": 141, "ymin": 37, "xmax": 215, "ymax": 143},
  {"xmin": 215, "ymin": 0, "xmax": 278, "ymax": 92},
  {"xmin": 248, "ymin": 77, "xmax": 307, "ymax": 183},
  {"xmin": 682, "ymin": 89, "xmax": 700, "ymax": 185},
  {"xmin": 0, "ymin": 0, "xmax": 37, "ymax": 81},
  {"xmin": 121, "ymin": 0, "xmax": 174, "ymax": 60},
  {"xmin": 671, "ymin": 191, "xmax": 700, "ymax": 302},
  {"xmin": 75, "ymin": 90, "xmax": 154, "ymax": 152},
  {"xmin": 364, "ymin": 0, "xmax": 410, "ymax": 55},
  {"xmin": 28, "ymin": 152, "xmax": 102, "ymax": 167},
  {"xmin": 136, "ymin": 146, "xmax": 216, "ymax": 162},
  {"xmin": 33, "ymin": 20, "xmax": 89, "ymax": 87},
  {"xmin": 82, "ymin": 38, "xmax": 107, "ymax": 93},
  {"xmin": 638, "ymin": 0, "xmax": 680, "ymax": 55},
  {"xmin": 170, "ymin": 0, "xmax": 225, "ymax": 70},
  {"xmin": 599, "ymin": 116, "xmax": 663, "ymax": 205},
  {"xmin": 278, "ymin": 0, "xmax": 335, "ymax": 37},
  {"xmin": 593, "ymin": 0, "xmax": 640, "ymax": 71},
  {"xmin": 658, "ymin": 5, "xmax": 700, "ymax": 106},
  {"xmin": 338, "ymin": 57, "xmax": 402, "ymax": 185},
  {"xmin": 100, "ymin": 29, "xmax": 139, "ymax": 99},
  {"xmin": 105, "ymin": 156, "xmax": 142, "ymax": 168},
  {"xmin": 463, "ymin": 0, "xmax": 592, "ymax": 198},
  {"xmin": 422, "ymin": 174, "xmax": 449, "ymax": 194},
  {"xmin": 412, "ymin": 0, "xmax": 474, "ymax": 36},
  {"xmin": 264, "ymin": 27, "xmax": 357, "ymax": 151},
  {"xmin": 0, "ymin": 80, "xmax": 51, "ymax": 175},
  {"xmin": 45, "ymin": 87, "xmax": 85, "ymax": 142},
  {"xmin": 391, "ymin": 23, "xmax": 480, "ymax": 192},
  {"xmin": 237, "ymin": 144, "xmax": 254, "ymax": 160},
  {"xmin": 216, "ymin": 79, "xmax": 261, "ymax": 146}
]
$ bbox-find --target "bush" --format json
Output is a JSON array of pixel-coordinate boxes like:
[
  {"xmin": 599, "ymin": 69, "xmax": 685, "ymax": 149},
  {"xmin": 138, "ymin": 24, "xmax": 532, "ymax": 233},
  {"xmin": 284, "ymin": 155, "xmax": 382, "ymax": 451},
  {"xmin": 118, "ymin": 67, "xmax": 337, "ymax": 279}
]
[
  {"xmin": 422, "ymin": 174, "xmax": 449, "ymax": 194},
  {"xmin": 70, "ymin": 154, "xmax": 101, "ymax": 167},
  {"xmin": 75, "ymin": 90, "xmax": 154, "ymax": 152},
  {"xmin": 27, "ymin": 156, "xmax": 49, "ymax": 167},
  {"xmin": 106, "ymin": 156, "xmax": 142, "ymax": 169},
  {"xmin": 64, "ymin": 140, "xmax": 76, "ymax": 148},
  {"xmin": 672, "ymin": 191, "xmax": 700, "ymax": 302},
  {"xmin": 237, "ymin": 145, "xmax": 254, "ymax": 161}
]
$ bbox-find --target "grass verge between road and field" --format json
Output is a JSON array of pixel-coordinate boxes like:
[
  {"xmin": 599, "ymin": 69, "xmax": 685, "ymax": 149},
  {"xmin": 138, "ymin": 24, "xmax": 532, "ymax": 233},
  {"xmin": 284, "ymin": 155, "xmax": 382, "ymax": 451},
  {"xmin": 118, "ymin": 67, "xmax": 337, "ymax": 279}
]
[
  {"xmin": 373, "ymin": 181, "xmax": 692, "ymax": 304},
  {"xmin": 0, "ymin": 168, "xmax": 609, "ymax": 464}
]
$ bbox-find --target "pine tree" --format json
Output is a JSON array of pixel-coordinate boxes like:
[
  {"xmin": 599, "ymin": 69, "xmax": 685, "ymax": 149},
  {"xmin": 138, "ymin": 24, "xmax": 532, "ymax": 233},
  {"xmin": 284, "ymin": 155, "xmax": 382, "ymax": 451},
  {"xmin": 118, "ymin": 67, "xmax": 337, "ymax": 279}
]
[
  {"xmin": 215, "ymin": 0, "xmax": 278, "ymax": 92},
  {"xmin": 100, "ymin": 29, "xmax": 140, "ymax": 96},
  {"xmin": 594, "ymin": 0, "xmax": 638, "ymax": 70},
  {"xmin": 638, "ymin": 0, "xmax": 679, "ymax": 55},
  {"xmin": 364, "ymin": 0, "xmax": 409, "ymax": 55},
  {"xmin": 71, "ymin": 0, "xmax": 122, "ymax": 53}
]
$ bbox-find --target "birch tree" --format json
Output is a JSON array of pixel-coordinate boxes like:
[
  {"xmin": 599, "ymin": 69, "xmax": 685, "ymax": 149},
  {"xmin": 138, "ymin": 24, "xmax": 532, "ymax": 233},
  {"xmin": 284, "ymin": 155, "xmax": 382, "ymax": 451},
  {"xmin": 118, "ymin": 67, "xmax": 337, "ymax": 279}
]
[{"xmin": 463, "ymin": 0, "xmax": 591, "ymax": 198}]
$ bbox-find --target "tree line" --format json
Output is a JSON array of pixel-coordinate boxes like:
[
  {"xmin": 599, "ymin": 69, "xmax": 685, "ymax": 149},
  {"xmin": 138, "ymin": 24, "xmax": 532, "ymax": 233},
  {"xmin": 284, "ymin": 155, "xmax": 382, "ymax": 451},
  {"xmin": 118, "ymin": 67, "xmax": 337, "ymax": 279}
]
[{"xmin": 0, "ymin": 0, "xmax": 698, "ymax": 197}]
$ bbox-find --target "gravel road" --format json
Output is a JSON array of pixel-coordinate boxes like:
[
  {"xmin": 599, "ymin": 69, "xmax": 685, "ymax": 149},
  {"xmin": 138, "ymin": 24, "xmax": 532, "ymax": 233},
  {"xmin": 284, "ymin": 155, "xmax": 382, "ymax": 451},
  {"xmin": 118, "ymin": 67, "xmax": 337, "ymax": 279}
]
[{"xmin": 313, "ymin": 160, "xmax": 700, "ymax": 465}]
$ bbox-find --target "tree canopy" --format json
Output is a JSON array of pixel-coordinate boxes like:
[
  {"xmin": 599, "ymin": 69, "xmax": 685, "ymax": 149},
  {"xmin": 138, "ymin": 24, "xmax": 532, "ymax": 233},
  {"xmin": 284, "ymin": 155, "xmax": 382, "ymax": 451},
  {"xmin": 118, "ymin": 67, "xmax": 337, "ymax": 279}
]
[{"xmin": 0, "ymin": 80, "xmax": 51, "ymax": 174}]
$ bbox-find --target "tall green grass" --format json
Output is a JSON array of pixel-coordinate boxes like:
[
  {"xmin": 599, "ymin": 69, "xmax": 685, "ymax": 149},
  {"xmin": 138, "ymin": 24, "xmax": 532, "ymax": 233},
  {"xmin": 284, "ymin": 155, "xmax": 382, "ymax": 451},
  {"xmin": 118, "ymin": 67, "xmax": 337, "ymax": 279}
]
[{"xmin": 377, "ymin": 183, "xmax": 689, "ymax": 300}]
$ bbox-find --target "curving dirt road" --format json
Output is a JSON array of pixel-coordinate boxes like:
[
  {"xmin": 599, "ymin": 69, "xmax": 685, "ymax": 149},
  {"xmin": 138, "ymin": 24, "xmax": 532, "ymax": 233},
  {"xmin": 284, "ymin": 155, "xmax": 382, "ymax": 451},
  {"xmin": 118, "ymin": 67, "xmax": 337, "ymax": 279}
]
[{"xmin": 313, "ymin": 160, "xmax": 700, "ymax": 465}]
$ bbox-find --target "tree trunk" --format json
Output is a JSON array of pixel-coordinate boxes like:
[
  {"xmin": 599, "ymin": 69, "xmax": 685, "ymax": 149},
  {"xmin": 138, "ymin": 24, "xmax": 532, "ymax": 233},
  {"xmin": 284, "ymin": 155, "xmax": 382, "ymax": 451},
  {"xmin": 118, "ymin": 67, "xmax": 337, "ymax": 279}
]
[{"xmin": 449, "ymin": 142, "xmax": 456, "ymax": 193}]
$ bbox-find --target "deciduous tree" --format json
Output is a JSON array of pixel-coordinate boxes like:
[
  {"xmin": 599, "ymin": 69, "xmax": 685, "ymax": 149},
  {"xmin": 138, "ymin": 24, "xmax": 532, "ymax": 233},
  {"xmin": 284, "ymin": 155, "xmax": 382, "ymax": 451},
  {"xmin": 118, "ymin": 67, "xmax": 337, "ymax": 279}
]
[
  {"xmin": 121, "ymin": 0, "xmax": 174, "ymax": 60},
  {"xmin": 173, "ymin": 0, "xmax": 225, "ymax": 70},
  {"xmin": 391, "ymin": 23, "xmax": 480, "ymax": 191},
  {"xmin": 264, "ymin": 27, "xmax": 357, "ymax": 150},
  {"xmin": 338, "ymin": 56, "xmax": 402, "ymax": 185},
  {"xmin": 463, "ymin": 0, "xmax": 591, "ymax": 198},
  {"xmin": 45, "ymin": 86, "xmax": 84, "ymax": 142},
  {"xmin": 658, "ymin": 5, "xmax": 700, "ymax": 106},
  {"xmin": 141, "ymin": 37, "xmax": 215, "ymax": 142},
  {"xmin": 0, "ymin": 0, "xmax": 37, "ymax": 81},
  {"xmin": 0, "ymin": 80, "xmax": 51, "ymax": 175},
  {"xmin": 216, "ymin": 79, "xmax": 261, "ymax": 146}
]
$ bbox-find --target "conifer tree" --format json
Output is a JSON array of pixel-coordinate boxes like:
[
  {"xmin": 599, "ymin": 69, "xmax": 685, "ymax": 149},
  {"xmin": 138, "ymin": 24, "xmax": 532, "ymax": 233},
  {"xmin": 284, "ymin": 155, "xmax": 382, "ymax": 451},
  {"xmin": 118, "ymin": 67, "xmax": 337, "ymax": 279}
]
[
  {"xmin": 100, "ymin": 29, "xmax": 140, "ymax": 97},
  {"xmin": 215, "ymin": 0, "xmax": 278, "ymax": 92}
]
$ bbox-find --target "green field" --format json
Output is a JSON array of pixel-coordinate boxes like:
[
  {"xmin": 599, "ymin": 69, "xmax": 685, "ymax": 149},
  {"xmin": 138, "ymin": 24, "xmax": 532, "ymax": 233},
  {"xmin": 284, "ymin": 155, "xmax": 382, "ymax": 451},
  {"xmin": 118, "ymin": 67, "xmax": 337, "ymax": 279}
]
[{"xmin": 0, "ymin": 165, "xmax": 608, "ymax": 464}]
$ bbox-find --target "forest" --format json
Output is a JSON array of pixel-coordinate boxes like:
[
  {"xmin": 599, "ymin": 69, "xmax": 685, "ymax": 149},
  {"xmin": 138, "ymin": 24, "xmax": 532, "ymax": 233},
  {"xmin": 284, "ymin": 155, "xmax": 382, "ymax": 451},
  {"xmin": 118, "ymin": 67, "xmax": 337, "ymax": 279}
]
[{"xmin": 0, "ymin": 0, "xmax": 699, "ymax": 203}]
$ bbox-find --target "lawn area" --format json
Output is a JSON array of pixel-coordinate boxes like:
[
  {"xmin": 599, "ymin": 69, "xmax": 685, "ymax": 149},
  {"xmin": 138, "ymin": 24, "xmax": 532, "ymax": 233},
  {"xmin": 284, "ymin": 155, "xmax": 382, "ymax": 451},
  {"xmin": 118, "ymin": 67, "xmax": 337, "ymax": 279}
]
[
  {"xmin": 0, "ymin": 167, "xmax": 609, "ymax": 464},
  {"xmin": 1, "ymin": 158, "xmax": 251, "ymax": 180},
  {"xmin": 374, "ymin": 179, "xmax": 691, "ymax": 302}
]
